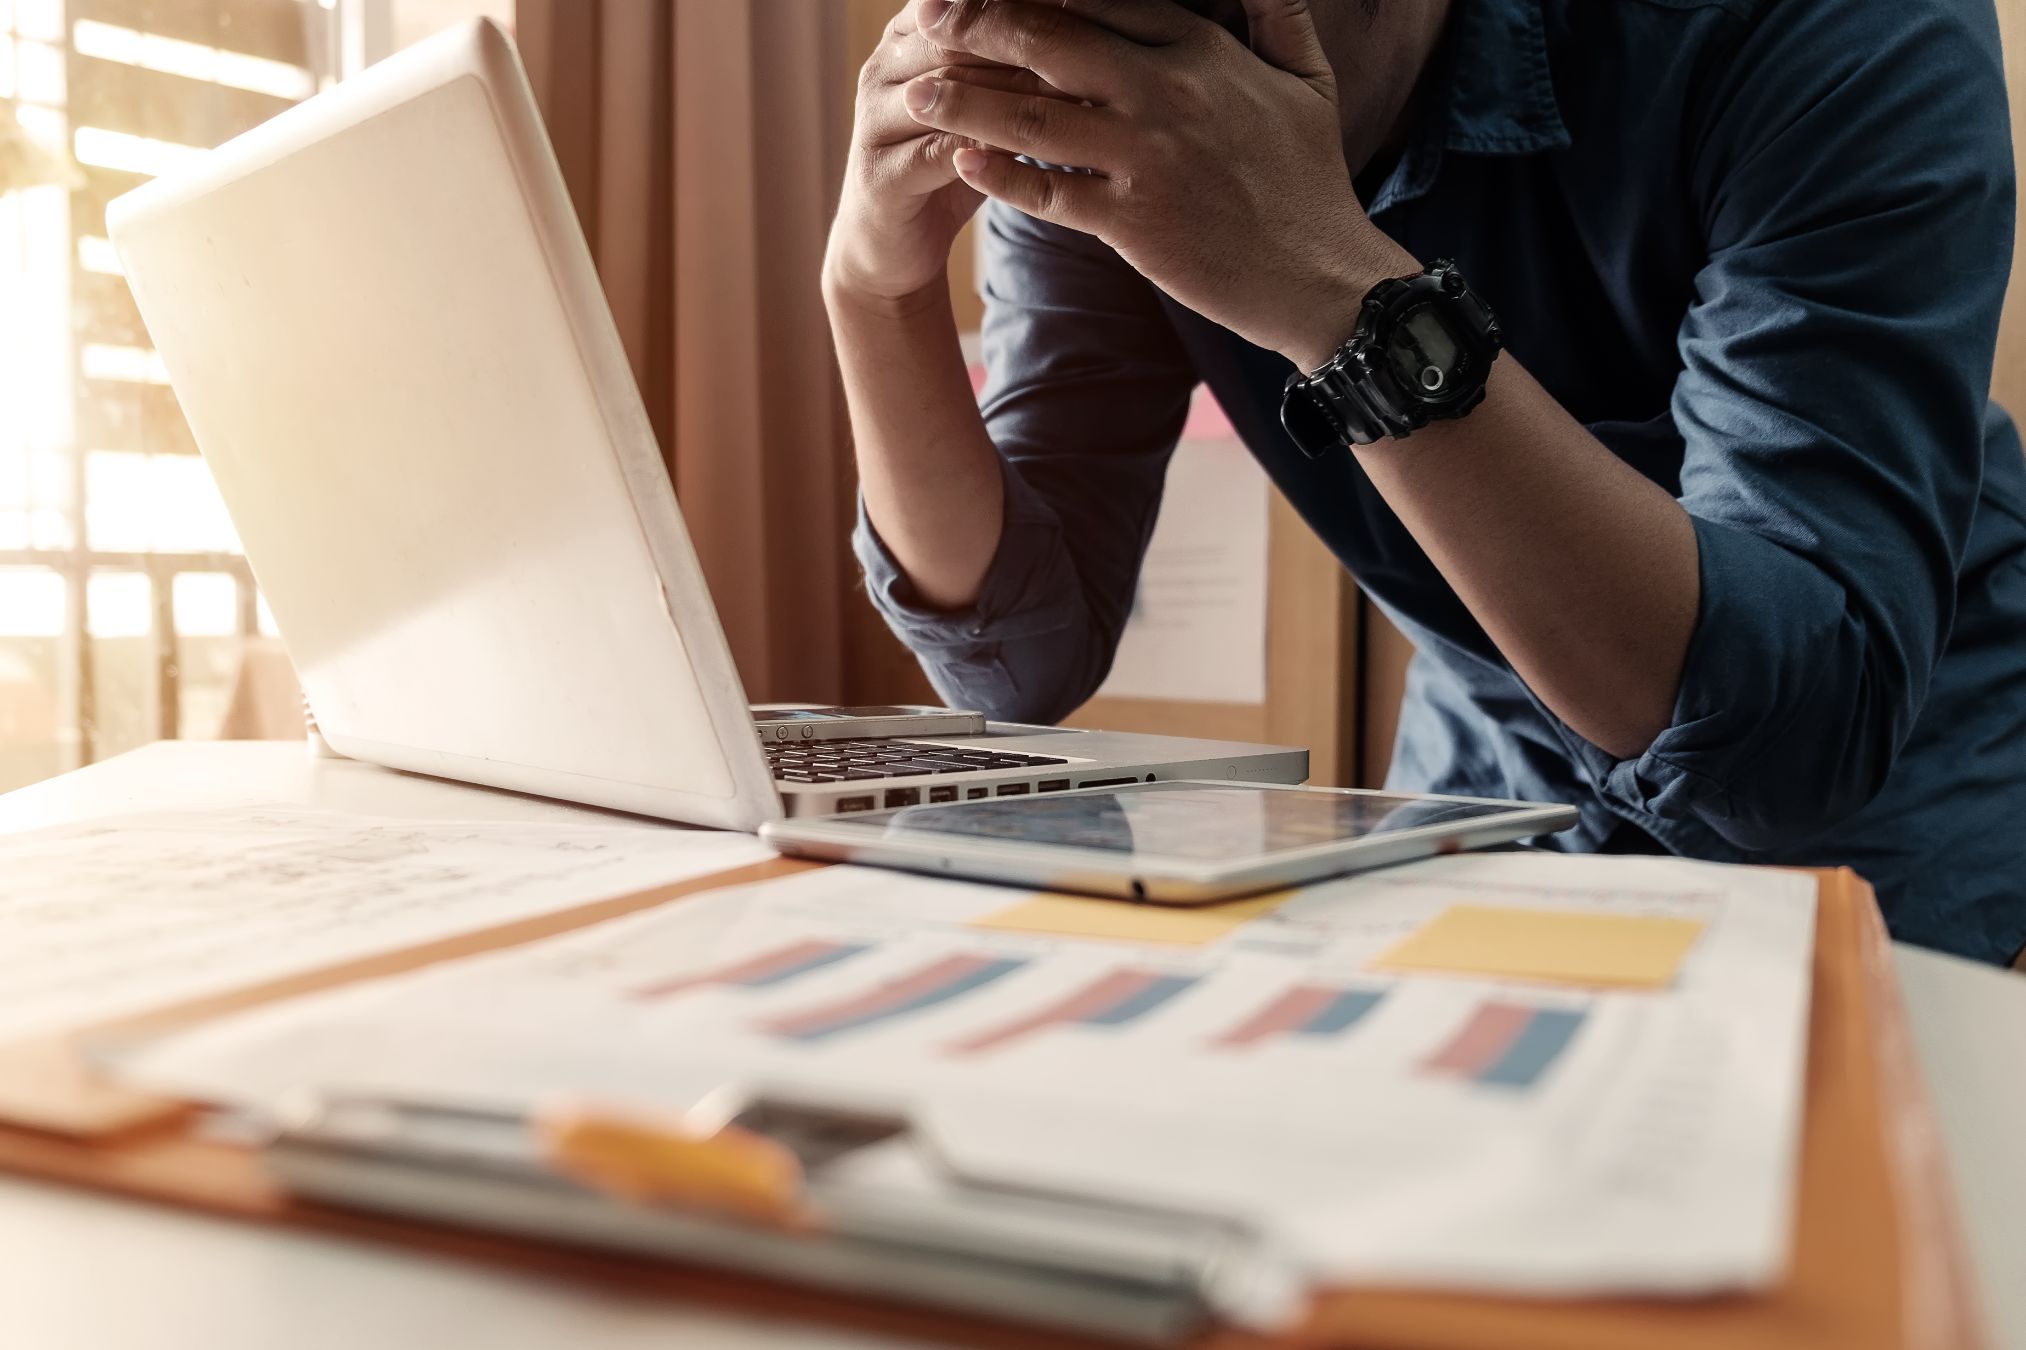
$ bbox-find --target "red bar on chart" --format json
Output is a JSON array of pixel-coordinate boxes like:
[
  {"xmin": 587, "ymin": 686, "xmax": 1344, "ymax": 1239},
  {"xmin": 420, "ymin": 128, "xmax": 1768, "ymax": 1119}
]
[
  {"xmin": 1215, "ymin": 985, "xmax": 1341, "ymax": 1048},
  {"xmin": 760, "ymin": 953, "xmax": 1027, "ymax": 1043},
  {"xmin": 1422, "ymin": 1002, "xmax": 1535, "ymax": 1078},
  {"xmin": 952, "ymin": 968, "xmax": 1199, "ymax": 1056},
  {"xmin": 631, "ymin": 938, "xmax": 869, "ymax": 1001}
]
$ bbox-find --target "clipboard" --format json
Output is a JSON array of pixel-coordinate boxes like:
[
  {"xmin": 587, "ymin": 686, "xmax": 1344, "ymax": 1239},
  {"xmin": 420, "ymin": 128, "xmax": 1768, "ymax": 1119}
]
[
  {"xmin": 246, "ymin": 1090, "xmax": 1270, "ymax": 1344},
  {"xmin": 0, "ymin": 868, "xmax": 1990, "ymax": 1349}
]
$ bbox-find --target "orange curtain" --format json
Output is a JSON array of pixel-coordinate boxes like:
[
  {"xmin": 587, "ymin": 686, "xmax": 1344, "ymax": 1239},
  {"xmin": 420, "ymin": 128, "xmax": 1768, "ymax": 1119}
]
[{"xmin": 517, "ymin": 0, "xmax": 855, "ymax": 703}]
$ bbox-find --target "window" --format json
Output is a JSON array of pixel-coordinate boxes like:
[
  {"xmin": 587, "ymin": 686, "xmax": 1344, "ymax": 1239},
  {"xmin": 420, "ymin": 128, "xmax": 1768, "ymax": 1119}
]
[{"xmin": 0, "ymin": 0, "xmax": 511, "ymax": 793}]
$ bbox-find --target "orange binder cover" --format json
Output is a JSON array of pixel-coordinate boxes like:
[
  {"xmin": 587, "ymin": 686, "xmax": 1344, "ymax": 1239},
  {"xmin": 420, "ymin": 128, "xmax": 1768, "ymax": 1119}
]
[{"xmin": 0, "ymin": 869, "xmax": 1987, "ymax": 1350}]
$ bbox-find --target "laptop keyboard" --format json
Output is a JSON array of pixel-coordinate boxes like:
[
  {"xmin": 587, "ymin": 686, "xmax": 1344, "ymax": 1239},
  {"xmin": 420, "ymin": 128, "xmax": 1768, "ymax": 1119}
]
[{"xmin": 764, "ymin": 739, "xmax": 1068, "ymax": 785}]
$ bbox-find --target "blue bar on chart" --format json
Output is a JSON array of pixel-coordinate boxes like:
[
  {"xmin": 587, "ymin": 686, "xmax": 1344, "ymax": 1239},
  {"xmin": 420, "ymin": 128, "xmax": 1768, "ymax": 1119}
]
[
  {"xmin": 1214, "ymin": 984, "xmax": 1388, "ymax": 1048},
  {"xmin": 952, "ymin": 969, "xmax": 1201, "ymax": 1055},
  {"xmin": 632, "ymin": 938, "xmax": 872, "ymax": 1001},
  {"xmin": 1422, "ymin": 1001, "xmax": 1589, "ymax": 1090},
  {"xmin": 760, "ymin": 953, "xmax": 1029, "ymax": 1043},
  {"xmin": 1479, "ymin": 1007, "xmax": 1588, "ymax": 1087}
]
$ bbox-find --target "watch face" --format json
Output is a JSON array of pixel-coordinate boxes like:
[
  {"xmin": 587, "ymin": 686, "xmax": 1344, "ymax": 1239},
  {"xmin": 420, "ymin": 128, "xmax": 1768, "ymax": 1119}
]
[{"xmin": 1388, "ymin": 303, "xmax": 1471, "ymax": 403}]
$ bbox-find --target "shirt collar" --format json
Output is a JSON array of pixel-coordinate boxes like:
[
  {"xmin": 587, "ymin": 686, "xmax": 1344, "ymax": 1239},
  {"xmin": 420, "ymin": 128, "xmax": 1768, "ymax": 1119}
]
[{"xmin": 1365, "ymin": 0, "xmax": 1570, "ymax": 216}]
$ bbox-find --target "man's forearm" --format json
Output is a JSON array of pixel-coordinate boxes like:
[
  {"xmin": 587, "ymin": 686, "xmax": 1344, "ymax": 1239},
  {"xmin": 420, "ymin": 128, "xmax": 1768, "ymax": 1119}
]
[
  {"xmin": 1273, "ymin": 226, "xmax": 1703, "ymax": 763},
  {"xmin": 825, "ymin": 268, "xmax": 1005, "ymax": 612},
  {"xmin": 1281, "ymin": 235, "xmax": 1702, "ymax": 762},
  {"xmin": 1285, "ymin": 240, "xmax": 1701, "ymax": 760},
  {"xmin": 1357, "ymin": 358, "xmax": 1701, "ymax": 760}
]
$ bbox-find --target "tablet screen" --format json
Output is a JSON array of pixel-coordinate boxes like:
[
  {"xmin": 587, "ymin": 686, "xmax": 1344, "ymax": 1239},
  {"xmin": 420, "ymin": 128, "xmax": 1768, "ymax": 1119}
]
[{"xmin": 862, "ymin": 784, "xmax": 1533, "ymax": 863}]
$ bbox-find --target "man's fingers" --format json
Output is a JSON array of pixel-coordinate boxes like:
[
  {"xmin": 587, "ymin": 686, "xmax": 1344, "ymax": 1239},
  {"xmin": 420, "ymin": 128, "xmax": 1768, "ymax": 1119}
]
[
  {"xmin": 905, "ymin": 74, "xmax": 1119, "ymax": 171},
  {"xmin": 951, "ymin": 147, "xmax": 1108, "ymax": 232},
  {"xmin": 862, "ymin": 63, "xmax": 1066, "ymax": 150},
  {"xmin": 920, "ymin": 0, "xmax": 1200, "ymax": 48},
  {"xmin": 1050, "ymin": 0, "xmax": 1200, "ymax": 46},
  {"xmin": 920, "ymin": 0, "xmax": 1128, "ymax": 101},
  {"xmin": 868, "ymin": 27, "xmax": 1010, "ymax": 88},
  {"xmin": 937, "ymin": 63, "xmax": 1063, "ymax": 101},
  {"xmin": 876, "ymin": 131, "xmax": 974, "ymax": 196},
  {"xmin": 1236, "ymin": 0, "xmax": 1330, "ymax": 83}
]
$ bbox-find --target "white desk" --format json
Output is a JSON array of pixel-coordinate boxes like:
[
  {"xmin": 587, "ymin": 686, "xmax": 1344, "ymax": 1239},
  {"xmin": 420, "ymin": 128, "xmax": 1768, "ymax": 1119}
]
[{"xmin": 2, "ymin": 743, "xmax": 2021, "ymax": 1350}]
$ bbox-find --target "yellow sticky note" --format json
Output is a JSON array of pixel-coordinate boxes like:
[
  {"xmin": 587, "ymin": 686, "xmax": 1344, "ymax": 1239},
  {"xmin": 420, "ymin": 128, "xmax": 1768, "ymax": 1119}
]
[
  {"xmin": 974, "ymin": 890, "xmax": 1296, "ymax": 947},
  {"xmin": 1371, "ymin": 904, "xmax": 1706, "ymax": 989}
]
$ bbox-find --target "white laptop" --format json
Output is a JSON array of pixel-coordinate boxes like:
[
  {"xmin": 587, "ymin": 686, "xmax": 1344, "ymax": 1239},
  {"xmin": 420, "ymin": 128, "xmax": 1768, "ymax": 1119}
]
[{"xmin": 107, "ymin": 19, "xmax": 1305, "ymax": 833}]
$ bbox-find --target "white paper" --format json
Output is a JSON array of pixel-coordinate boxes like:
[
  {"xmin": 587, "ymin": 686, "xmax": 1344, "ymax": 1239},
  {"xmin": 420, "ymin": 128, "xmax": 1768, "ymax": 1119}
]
[
  {"xmin": 124, "ymin": 853, "xmax": 1816, "ymax": 1299},
  {"xmin": 0, "ymin": 804, "xmax": 771, "ymax": 1041},
  {"xmin": 1098, "ymin": 413, "xmax": 1269, "ymax": 705}
]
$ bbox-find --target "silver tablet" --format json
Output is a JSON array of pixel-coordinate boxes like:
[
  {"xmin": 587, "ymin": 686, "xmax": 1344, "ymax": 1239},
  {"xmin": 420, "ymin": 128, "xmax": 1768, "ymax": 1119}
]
[{"xmin": 760, "ymin": 781, "xmax": 1580, "ymax": 904}]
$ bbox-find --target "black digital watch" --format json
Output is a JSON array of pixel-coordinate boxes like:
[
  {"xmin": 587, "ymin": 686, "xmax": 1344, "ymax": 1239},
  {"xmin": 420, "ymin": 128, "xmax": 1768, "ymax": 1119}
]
[{"xmin": 1280, "ymin": 259, "xmax": 1503, "ymax": 456}]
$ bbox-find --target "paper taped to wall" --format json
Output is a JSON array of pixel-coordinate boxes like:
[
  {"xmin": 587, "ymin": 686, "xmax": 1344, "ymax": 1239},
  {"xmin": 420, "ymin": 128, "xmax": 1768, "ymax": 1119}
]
[{"xmin": 1098, "ymin": 388, "xmax": 1269, "ymax": 705}]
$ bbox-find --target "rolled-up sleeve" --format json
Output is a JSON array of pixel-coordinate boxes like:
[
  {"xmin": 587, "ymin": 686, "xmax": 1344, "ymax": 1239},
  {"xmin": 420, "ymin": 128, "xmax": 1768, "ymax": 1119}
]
[
  {"xmin": 852, "ymin": 200, "xmax": 1197, "ymax": 722},
  {"xmin": 1549, "ymin": 0, "xmax": 2016, "ymax": 851}
]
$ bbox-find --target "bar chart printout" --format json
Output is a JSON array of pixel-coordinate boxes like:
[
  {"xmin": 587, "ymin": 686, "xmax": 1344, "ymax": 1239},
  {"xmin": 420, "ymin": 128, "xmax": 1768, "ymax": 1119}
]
[
  {"xmin": 632, "ymin": 938, "xmax": 871, "ymax": 1001},
  {"xmin": 761, "ymin": 953, "xmax": 1028, "ymax": 1043},
  {"xmin": 1214, "ymin": 985, "xmax": 1388, "ymax": 1049},
  {"xmin": 1422, "ymin": 1001, "xmax": 1589, "ymax": 1090},
  {"xmin": 953, "ymin": 968, "xmax": 1200, "ymax": 1055}
]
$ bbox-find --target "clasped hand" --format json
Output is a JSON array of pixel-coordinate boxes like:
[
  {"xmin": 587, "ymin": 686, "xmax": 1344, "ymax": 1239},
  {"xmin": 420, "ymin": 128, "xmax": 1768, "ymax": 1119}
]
[{"xmin": 904, "ymin": 0, "xmax": 1389, "ymax": 370}]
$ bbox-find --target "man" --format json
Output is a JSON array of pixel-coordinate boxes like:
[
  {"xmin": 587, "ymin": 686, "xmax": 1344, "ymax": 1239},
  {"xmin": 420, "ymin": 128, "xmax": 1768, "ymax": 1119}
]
[{"xmin": 823, "ymin": 0, "xmax": 2026, "ymax": 966}]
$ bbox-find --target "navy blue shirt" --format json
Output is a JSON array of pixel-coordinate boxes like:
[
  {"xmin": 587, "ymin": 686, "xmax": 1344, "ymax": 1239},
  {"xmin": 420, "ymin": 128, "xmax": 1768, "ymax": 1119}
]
[{"xmin": 855, "ymin": 0, "xmax": 2026, "ymax": 964}]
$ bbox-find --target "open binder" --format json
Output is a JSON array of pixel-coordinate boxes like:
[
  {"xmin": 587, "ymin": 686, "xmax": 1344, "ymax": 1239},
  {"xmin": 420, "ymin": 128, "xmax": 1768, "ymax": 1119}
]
[{"xmin": 0, "ymin": 867, "xmax": 1989, "ymax": 1349}]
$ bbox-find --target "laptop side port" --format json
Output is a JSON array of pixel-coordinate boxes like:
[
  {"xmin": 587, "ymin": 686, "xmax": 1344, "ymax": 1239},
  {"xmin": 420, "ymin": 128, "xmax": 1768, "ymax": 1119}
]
[
  {"xmin": 929, "ymin": 786, "xmax": 958, "ymax": 803},
  {"xmin": 1037, "ymin": 779, "xmax": 1071, "ymax": 793},
  {"xmin": 996, "ymin": 783, "xmax": 1030, "ymax": 796},
  {"xmin": 837, "ymin": 795, "xmax": 876, "ymax": 813},
  {"xmin": 884, "ymin": 788, "xmax": 922, "ymax": 808},
  {"xmin": 966, "ymin": 788, "xmax": 990, "ymax": 800},
  {"xmin": 1074, "ymin": 777, "xmax": 1138, "ymax": 789}
]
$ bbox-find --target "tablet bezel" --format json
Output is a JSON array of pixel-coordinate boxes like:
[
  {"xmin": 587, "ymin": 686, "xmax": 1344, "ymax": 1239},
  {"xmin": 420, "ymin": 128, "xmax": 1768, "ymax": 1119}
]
[{"xmin": 759, "ymin": 781, "xmax": 1580, "ymax": 904}]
